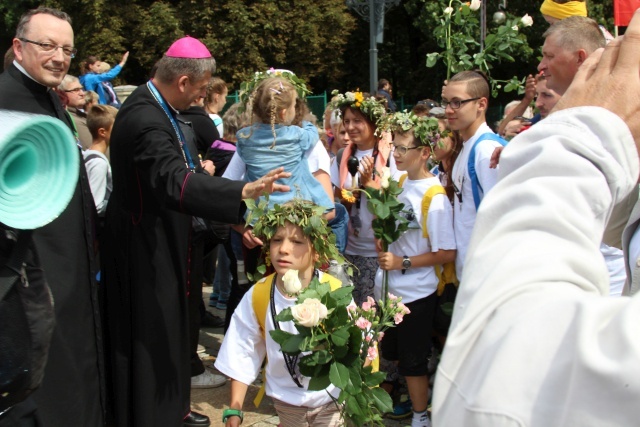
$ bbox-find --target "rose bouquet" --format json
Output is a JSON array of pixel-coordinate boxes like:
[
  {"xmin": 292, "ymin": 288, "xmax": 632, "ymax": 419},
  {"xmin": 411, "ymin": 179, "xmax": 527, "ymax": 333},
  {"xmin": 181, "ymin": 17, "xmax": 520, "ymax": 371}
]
[{"xmin": 270, "ymin": 271, "xmax": 411, "ymax": 426}]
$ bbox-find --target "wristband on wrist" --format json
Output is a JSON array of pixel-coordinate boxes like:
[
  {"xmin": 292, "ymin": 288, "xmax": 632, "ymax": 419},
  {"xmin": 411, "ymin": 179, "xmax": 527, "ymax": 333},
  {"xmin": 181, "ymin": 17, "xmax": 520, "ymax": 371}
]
[{"xmin": 222, "ymin": 408, "xmax": 244, "ymax": 424}]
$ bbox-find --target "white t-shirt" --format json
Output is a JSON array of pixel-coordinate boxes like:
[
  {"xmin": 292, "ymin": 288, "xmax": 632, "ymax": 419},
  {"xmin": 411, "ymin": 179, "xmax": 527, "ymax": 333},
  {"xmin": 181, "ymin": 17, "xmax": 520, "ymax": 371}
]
[
  {"xmin": 450, "ymin": 123, "xmax": 502, "ymax": 279},
  {"xmin": 374, "ymin": 177, "xmax": 456, "ymax": 303},
  {"xmin": 83, "ymin": 149, "xmax": 112, "ymax": 216},
  {"xmin": 223, "ymin": 141, "xmax": 330, "ymax": 180},
  {"xmin": 215, "ymin": 273, "xmax": 339, "ymax": 407}
]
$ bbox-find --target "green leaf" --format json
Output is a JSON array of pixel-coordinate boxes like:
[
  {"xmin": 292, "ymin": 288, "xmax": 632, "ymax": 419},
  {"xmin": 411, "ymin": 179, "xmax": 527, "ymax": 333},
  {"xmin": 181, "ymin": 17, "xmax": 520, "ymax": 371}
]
[
  {"xmin": 281, "ymin": 334, "xmax": 305, "ymax": 353},
  {"xmin": 370, "ymin": 386, "xmax": 394, "ymax": 413},
  {"xmin": 275, "ymin": 308, "xmax": 293, "ymax": 322},
  {"xmin": 269, "ymin": 329, "xmax": 294, "ymax": 346},
  {"xmin": 363, "ymin": 370, "xmax": 386, "ymax": 387},
  {"xmin": 329, "ymin": 361, "xmax": 350, "ymax": 389},
  {"xmin": 330, "ymin": 326, "xmax": 350, "ymax": 347},
  {"xmin": 426, "ymin": 52, "xmax": 439, "ymax": 68},
  {"xmin": 308, "ymin": 374, "xmax": 331, "ymax": 391}
]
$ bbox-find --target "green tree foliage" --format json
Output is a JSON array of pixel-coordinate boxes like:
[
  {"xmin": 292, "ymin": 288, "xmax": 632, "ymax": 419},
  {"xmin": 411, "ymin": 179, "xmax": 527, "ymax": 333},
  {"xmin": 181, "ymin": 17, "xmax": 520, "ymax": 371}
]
[{"xmin": 0, "ymin": 0, "xmax": 614, "ymax": 102}]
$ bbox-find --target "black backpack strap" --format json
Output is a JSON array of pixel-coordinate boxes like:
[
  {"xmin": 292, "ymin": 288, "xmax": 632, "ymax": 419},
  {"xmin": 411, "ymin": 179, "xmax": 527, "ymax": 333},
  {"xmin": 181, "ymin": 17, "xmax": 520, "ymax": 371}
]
[
  {"xmin": 83, "ymin": 153, "xmax": 102, "ymax": 163},
  {"xmin": 0, "ymin": 230, "xmax": 33, "ymax": 301}
]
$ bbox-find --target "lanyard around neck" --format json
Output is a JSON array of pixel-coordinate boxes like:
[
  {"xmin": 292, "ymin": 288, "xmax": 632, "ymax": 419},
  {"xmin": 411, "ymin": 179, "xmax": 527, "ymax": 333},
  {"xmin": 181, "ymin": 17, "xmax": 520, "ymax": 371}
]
[{"xmin": 146, "ymin": 80, "xmax": 196, "ymax": 172}]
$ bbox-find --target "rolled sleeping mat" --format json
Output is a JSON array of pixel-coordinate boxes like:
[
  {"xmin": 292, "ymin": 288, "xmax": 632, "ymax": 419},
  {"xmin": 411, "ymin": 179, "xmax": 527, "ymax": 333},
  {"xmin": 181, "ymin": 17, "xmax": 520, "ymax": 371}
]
[{"xmin": 0, "ymin": 110, "xmax": 79, "ymax": 230}]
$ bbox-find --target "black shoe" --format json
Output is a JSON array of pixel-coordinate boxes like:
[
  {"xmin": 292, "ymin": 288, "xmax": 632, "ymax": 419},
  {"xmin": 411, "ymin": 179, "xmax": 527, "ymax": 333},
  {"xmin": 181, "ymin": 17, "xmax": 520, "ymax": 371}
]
[
  {"xmin": 201, "ymin": 311, "xmax": 225, "ymax": 328},
  {"xmin": 183, "ymin": 411, "xmax": 210, "ymax": 426}
]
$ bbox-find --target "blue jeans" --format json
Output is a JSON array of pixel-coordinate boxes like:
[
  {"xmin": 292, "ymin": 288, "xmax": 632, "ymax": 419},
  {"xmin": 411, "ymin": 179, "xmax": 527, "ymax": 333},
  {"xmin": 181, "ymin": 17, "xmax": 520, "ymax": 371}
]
[
  {"xmin": 212, "ymin": 248, "xmax": 231, "ymax": 302},
  {"xmin": 328, "ymin": 203, "xmax": 349, "ymax": 254}
]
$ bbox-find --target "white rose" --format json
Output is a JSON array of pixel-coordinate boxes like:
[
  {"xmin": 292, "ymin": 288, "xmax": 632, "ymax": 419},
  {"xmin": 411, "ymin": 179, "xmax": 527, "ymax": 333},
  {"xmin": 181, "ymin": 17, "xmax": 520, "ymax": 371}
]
[
  {"xmin": 470, "ymin": 0, "xmax": 481, "ymax": 11},
  {"xmin": 521, "ymin": 14, "xmax": 533, "ymax": 27},
  {"xmin": 380, "ymin": 167, "xmax": 391, "ymax": 189},
  {"xmin": 512, "ymin": 24, "xmax": 519, "ymax": 31},
  {"xmin": 444, "ymin": 6, "xmax": 453, "ymax": 15},
  {"xmin": 345, "ymin": 92, "xmax": 355, "ymax": 101},
  {"xmin": 291, "ymin": 298, "xmax": 328, "ymax": 327},
  {"xmin": 282, "ymin": 269, "xmax": 302, "ymax": 296}
]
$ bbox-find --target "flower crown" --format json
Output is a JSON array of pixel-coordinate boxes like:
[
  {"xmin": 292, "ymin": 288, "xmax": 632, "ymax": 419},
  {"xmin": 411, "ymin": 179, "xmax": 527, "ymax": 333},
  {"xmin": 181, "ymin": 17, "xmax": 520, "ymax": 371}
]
[
  {"xmin": 379, "ymin": 110, "xmax": 451, "ymax": 151},
  {"xmin": 330, "ymin": 89, "xmax": 387, "ymax": 128},
  {"xmin": 239, "ymin": 68, "xmax": 311, "ymax": 111},
  {"xmin": 244, "ymin": 197, "xmax": 345, "ymax": 276}
]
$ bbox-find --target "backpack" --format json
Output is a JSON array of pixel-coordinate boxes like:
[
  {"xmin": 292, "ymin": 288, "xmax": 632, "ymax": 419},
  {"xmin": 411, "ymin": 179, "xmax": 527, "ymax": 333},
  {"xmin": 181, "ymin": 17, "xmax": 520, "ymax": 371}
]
[
  {"xmin": 250, "ymin": 272, "xmax": 342, "ymax": 406},
  {"xmin": 398, "ymin": 175, "xmax": 458, "ymax": 334},
  {"xmin": 467, "ymin": 133, "xmax": 507, "ymax": 210},
  {"xmin": 0, "ymin": 229, "xmax": 55, "ymax": 413}
]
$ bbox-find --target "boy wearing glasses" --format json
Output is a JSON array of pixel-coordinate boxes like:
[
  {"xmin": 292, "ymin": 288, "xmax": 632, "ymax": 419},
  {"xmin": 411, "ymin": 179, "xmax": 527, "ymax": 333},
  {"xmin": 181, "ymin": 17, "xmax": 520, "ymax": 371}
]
[{"xmin": 441, "ymin": 70, "xmax": 504, "ymax": 279}]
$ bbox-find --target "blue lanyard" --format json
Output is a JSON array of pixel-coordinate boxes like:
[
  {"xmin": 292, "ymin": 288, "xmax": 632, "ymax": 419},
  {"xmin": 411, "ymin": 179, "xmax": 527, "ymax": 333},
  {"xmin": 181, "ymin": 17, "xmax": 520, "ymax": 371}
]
[{"xmin": 146, "ymin": 80, "xmax": 196, "ymax": 172}]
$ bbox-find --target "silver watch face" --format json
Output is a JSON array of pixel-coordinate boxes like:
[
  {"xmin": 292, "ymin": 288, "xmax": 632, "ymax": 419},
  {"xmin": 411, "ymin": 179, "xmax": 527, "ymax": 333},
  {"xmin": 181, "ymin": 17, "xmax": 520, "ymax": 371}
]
[{"xmin": 403, "ymin": 258, "xmax": 411, "ymax": 269}]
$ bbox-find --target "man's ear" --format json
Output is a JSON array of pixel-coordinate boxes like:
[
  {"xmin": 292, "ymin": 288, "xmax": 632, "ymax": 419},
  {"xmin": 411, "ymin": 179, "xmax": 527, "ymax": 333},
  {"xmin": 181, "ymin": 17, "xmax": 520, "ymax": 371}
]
[
  {"xmin": 177, "ymin": 75, "xmax": 189, "ymax": 93},
  {"xmin": 12, "ymin": 38, "xmax": 23, "ymax": 62},
  {"xmin": 576, "ymin": 49, "xmax": 588, "ymax": 65},
  {"xmin": 98, "ymin": 127, "xmax": 108, "ymax": 138},
  {"xmin": 478, "ymin": 96, "xmax": 489, "ymax": 112}
]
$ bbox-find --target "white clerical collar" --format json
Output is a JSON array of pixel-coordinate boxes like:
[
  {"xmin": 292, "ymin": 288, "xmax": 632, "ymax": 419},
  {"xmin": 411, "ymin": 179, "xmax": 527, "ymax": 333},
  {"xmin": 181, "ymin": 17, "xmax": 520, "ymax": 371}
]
[{"xmin": 13, "ymin": 60, "xmax": 47, "ymax": 88}]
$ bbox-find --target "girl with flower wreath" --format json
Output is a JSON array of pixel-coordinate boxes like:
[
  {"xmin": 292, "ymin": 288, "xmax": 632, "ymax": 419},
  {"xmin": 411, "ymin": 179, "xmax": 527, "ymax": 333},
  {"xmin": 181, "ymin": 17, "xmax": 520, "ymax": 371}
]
[
  {"xmin": 235, "ymin": 76, "xmax": 334, "ymax": 222},
  {"xmin": 329, "ymin": 90, "xmax": 399, "ymax": 306},
  {"xmin": 375, "ymin": 112, "xmax": 457, "ymax": 427},
  {"xmin": 215, "ymin": 199, "xmax": 345, "ymax": 427}
]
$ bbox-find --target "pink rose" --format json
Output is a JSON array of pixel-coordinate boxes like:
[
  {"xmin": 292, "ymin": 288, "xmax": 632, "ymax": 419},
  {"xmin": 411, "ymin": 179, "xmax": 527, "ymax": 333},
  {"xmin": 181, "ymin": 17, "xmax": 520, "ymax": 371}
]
[
  {"xmin": 377, "ymin": 332, "xmax": 385, "ymax": 341},
  {"xmin": 394, "ymin": 313, "xmax": 405, "ymax": 325},
  {"xmin": 367, "ymin": 345, "xmax": 378, "ymax": 361},
  {"xmin": 388, "ymin": 293, "xmax": 399, "ymax": 301},
  {"xmin": 355, "ymin": 317, "xmax": 372, "ymax": 330}
]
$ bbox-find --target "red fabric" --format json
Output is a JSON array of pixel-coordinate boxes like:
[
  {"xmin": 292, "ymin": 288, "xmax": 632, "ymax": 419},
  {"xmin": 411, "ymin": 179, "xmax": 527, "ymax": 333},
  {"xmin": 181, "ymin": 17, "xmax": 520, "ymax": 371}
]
[{"xmin": 614, "ymin": 0, "xmax": 640, "ymax": 27}]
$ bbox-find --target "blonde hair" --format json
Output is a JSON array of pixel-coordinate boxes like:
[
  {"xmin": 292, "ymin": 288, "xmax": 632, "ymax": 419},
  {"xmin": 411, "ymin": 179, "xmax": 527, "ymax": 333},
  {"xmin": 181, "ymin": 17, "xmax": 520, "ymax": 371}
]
[
  {"xmin": 249, "ymin": 77, "xmax": 296, "ymax": 146},
  {"xmin": 87, "ymin": 105, "xmax": 118, "ymax": 139}
]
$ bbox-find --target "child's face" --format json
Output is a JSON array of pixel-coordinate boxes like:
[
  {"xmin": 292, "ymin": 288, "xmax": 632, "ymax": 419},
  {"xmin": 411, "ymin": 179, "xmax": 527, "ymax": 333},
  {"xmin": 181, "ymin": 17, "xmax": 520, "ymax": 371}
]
[
  {"xmin": 392, "ymin": 132, "xmax": 426, "ymax": 173},
  {"xmin": 270, "ymin": 222, "xmax": 316, "ymax": 278},
  {"xmin": 333, "ymin": 123, "xmax": 351, "ymax": 150},
  {"xmin": 216, "ymin": 88, "xmax": 228, "ymax": 111}
]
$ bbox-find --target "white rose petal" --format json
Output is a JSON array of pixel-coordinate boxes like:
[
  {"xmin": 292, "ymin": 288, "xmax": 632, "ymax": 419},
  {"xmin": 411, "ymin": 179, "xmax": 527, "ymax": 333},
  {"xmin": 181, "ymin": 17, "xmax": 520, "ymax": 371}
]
[
  {"xmin": 291, "ymin": 298, "xmax": 328, "ymax": 327},
  {"xmin": 512, "ymin": 24, "xmax": 519, "ymax": 31},
  {"xmin": 345, "ymin": 92, "xmax": 355, "ymax": 101},
  {"xmin": 470, "ymin": 0, "xmax": 481, "ymax": 11},
  {"xmin": 444, "ymin": 6, "xmax": 453, "ymax": 15},
  {"xmin": 521, "ymin": 14, "xmax": 533, "ymax": 27},
  {"xmin": 380, "ymin": 167, "xmax": 391, "ymax": 189},
  {"xmin": 282, "ymin": 269, "xmax": 302, "ymax": 295}
]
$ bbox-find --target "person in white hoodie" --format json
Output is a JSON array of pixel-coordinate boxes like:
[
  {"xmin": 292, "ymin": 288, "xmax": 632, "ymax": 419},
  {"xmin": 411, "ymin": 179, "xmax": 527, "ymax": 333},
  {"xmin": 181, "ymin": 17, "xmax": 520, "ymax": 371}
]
[{"xmin": 433, "ymin": 9, "xmax": 640, "ymax": 426}]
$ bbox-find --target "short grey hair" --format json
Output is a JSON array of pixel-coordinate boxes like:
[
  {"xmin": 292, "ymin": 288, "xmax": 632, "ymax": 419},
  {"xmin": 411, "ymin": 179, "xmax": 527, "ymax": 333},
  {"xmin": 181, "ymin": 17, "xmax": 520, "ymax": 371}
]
[
  {"xmin": 543, "ymin": 16, "xmax": 605, "ymax": 54},
  {"xmin": 58, "ymin": 74, "xmax": 80, "ymax": 91},
  {"xmin": 153, "ymin": 56, "xmax": 217, "ymax": 85},
  {"xmin": 15, "ymin": 7, "xmax": 72, "ymax": 39}
]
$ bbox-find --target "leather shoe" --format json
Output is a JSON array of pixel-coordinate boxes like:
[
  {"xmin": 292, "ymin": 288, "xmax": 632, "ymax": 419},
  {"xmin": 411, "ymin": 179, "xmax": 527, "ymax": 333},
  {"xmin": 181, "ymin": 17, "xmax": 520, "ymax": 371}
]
[
  {"xmin": 201, "ymin": 311, "xmax": 225, "ymax": 328},
  {"xmin": 183, "ymin": 411, "xmax": 210, "ymax": 427}
]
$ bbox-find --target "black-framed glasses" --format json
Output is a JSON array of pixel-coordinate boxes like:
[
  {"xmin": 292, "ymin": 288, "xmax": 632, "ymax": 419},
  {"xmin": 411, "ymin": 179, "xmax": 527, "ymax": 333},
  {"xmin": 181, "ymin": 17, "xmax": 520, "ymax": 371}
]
[
  {"xmin": 64, "ymin": 87, "xmax": 84, "ymax": 93},
  {"xmin": 441, "ymin": 97, "xmax": 481, "ymax": 110},
  {"xmin": 392, "ymin": 145, "xmax": 421, "ymax": 156},
  {"xmin": 18, "ymin": 38, "xmax": 77, "ymax": 58}
]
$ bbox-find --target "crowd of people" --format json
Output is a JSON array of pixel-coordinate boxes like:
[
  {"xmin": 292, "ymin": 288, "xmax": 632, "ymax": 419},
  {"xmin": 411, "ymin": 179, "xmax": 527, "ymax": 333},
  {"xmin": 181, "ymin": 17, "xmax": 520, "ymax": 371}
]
[{"xmin": 2, "ymin": 1, "xmax": 640, "ymax": 427}]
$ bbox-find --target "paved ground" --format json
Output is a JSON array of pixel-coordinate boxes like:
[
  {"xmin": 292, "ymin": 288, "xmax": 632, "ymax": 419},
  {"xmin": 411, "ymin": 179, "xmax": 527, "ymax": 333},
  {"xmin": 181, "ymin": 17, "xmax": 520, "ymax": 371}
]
[{"xmin": 191, "ymin": 286, "xmax": 412, "ymax": 426}]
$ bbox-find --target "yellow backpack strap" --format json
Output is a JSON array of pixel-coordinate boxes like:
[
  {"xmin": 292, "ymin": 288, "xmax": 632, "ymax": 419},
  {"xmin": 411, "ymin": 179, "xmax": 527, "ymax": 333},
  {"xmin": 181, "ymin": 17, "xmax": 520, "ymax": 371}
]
[
  {"xmin": 252, "ymin": 273, "xmax": 275, "ymax": 339},
  {"xmin": 251, "ymin": 274, "xmax": 275, "ymax": 407},
  {"xmin": 398, "ymin": 173, "xmax": 408, "ymax": 188},
  {"xmin": 419, "ymin": 185, "xmax": 459, "ymax": 294},
  {"xmin": 421, "ymin": 185, "xmax": 446, "ymax": 239},
  {"xmin": 320, "ymin": 272, "xmax": 343, "ymax": 290}
]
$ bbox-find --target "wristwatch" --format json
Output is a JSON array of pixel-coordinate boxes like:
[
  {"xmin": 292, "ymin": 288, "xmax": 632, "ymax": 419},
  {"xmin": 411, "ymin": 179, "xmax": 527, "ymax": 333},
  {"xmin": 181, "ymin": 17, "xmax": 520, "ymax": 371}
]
[
  {"xmin": 402, "ymin": 255, "xmax": 411, "ymax": 274},
  {"xmin": 222, "ymin": 408, "xmax": 244, "ymax": 424}
]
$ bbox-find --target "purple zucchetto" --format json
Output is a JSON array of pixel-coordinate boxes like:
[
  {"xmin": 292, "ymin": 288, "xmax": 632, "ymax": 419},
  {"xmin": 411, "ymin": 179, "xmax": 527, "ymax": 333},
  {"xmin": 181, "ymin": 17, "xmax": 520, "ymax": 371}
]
[{"xmin": 165, "ymin": 36, "xmax": 211, "ymax": 59}]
